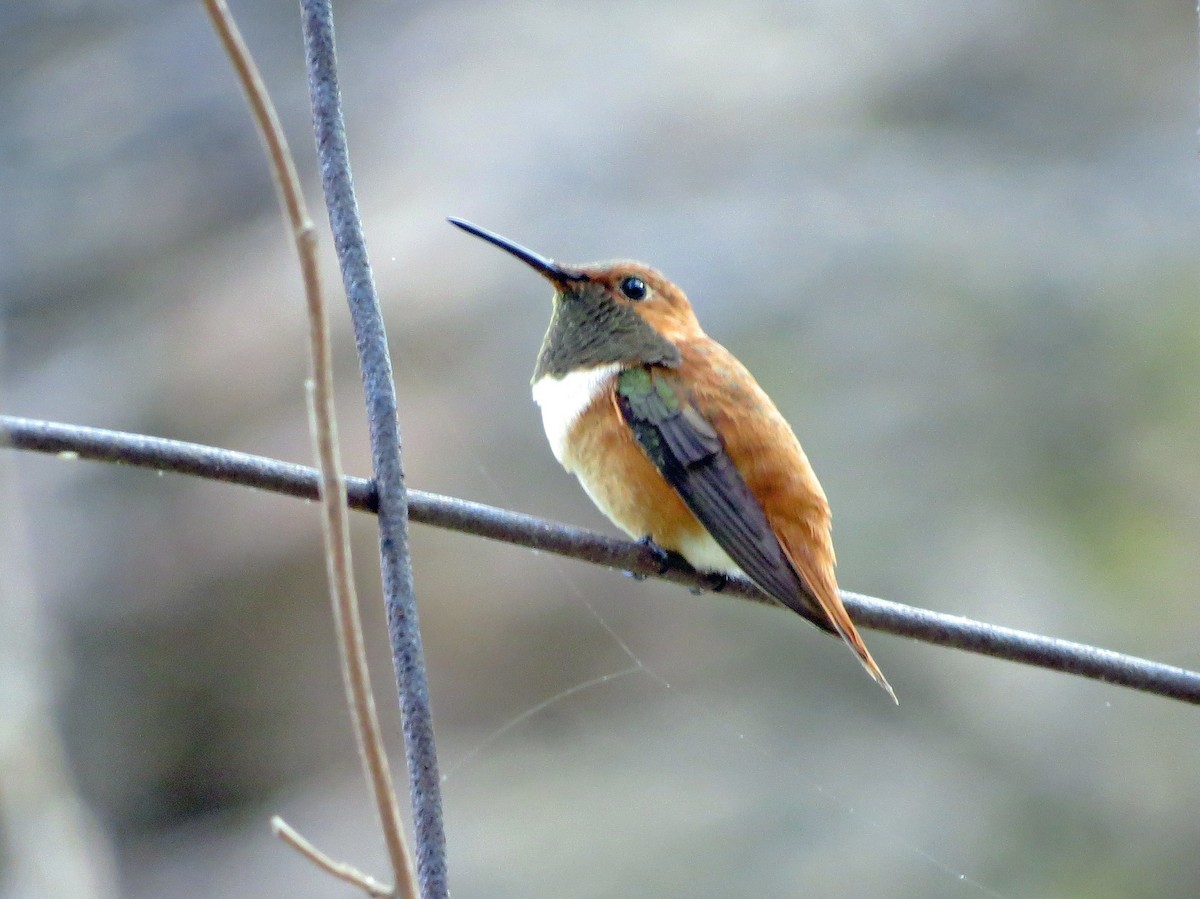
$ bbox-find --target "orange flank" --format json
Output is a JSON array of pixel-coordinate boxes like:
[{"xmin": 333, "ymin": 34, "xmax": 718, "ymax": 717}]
[{"xmin": 568, "ymin": 331, "xmax": 893, "ymax": 702}]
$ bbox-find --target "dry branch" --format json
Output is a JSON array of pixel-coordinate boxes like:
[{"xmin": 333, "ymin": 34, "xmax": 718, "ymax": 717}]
[{"xmin": 201, "ymin": 0, "xmax": 415, "ymax": 894}]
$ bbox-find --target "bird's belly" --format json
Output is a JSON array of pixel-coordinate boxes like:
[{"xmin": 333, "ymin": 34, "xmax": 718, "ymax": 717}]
[
  {"xmin": 547, "ymin": 382, "xmax": 740, "ymax": 575},
  {"xmin": 669, "ymin": 529, "xmax": 740, "ymax": 574},
  {"xmin": 573, "ymin": 455, "xmax": 739, "ymax": 574}
]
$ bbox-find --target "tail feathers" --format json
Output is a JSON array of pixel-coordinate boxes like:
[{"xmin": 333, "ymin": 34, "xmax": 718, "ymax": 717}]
[
  {"xmin": 819, "ymin": 597, "xmax": 897, "ymax": 704},
  {"xmin": 775, "ymin": 533, "xmax": 897, "ymax": 703}
]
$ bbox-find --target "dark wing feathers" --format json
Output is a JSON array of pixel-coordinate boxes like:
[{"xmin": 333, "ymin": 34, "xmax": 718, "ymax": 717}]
[{"xmin": 616, "ymin": 366, "xmax": 830, "ymax": 630}]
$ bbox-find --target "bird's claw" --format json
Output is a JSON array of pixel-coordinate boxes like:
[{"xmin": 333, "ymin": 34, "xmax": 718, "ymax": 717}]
[
  {"xmin": 688, "ymin": 572, "xmax": 730, "ymax": 595},
  {"xmin": 635, "ymin": 535, "xmax": 674, "ymax": 576},
  {"xmin": 628, "ymin": 537, "xmax": 723, "ymax": 595}
]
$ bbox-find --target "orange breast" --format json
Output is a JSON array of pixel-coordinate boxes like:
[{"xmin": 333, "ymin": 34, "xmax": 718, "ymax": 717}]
[{"xmin": 560, "ymin": 384, "xmax": 710, "ymax": 554}]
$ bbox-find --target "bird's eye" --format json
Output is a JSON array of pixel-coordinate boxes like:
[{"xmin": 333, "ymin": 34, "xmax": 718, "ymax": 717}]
[{"xmin": 619, "ymin": 276, "xmax": 648, "ymax": 301}]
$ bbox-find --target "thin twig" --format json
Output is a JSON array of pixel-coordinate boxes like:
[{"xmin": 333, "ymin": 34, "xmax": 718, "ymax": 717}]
[
  {"xmin": 299, "ymin": 5, "xmax": 446, "ymax": 897},
  {"xmin": 272, "ymin": 817, "xmax": 392, "ymax": 898},
  {"xmin": 201, "ymin": 1, "xmax": 415, "ymax": 895},
  {"xmin": 3, "ymin": 415, "xmax": 1199, "ymax": 706}
]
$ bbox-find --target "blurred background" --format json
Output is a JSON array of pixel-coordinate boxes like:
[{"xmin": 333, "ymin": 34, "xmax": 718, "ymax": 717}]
[{"xmin": 2, "ymin": 0, "xmax": 1199, "ymax": 896}]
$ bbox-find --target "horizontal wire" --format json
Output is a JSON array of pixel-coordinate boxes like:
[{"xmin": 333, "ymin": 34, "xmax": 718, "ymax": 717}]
[{"xmin": 2, "ymin": 413, "xmax": 1197, "ymax": 705}]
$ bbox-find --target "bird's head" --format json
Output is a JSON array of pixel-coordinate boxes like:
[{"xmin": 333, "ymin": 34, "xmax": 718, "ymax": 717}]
[{"xmin": 450, "ymin": 218, "xmax": 703, "ymax": 379}]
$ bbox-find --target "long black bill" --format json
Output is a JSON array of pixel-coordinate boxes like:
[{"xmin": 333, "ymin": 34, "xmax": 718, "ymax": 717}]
[{"xmin": 448, "ymin": 217, "xmax": 584, "ymax": 282}]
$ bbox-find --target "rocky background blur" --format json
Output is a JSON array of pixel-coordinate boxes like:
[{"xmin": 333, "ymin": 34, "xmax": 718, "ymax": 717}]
[{"xmin": 2, "ymin": 1, "xmax": 1198, "ymax": 897}]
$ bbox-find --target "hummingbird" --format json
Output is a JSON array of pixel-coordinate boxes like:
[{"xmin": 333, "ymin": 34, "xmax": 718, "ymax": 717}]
[{"xmin": 449, "ymin": 218, "xmax": 894, "ymax": 701}]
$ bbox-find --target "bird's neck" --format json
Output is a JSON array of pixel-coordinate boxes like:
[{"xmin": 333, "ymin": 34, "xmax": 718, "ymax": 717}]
[{"xmin": 532, "ymin": 295, "xmax": 681, "ymax": 382}]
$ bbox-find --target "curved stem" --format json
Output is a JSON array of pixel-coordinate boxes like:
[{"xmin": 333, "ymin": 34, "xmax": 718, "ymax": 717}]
[{"xmin": 202, "ymin": 1, "xmax": 416, "ymax": 893}]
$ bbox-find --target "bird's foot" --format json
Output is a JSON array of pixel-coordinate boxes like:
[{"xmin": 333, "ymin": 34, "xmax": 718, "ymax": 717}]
[
  {"xmin": 626, "ymin": 535, "xmax": 676, "ymax": 580},
  {"xmin": 689, "ymin": 571, "xmax": 730, "ymax": 595}
]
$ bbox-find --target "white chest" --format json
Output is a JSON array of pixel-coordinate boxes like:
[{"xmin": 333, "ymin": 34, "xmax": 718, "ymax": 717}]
[{"xmin": 530, "ymin": 364, "xmax": 621, "ymax": 468}]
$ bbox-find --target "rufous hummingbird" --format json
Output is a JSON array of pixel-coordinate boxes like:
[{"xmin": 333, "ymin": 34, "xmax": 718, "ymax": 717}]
[{"xmin": 450, "ymin": 218, "xmax": 895, "ymax": 701}]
